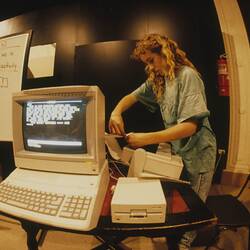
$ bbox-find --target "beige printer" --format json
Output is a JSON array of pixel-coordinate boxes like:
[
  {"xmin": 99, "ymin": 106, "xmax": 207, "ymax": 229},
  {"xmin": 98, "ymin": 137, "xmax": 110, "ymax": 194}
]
[
  {"xmin": 105, "ymin": 134, "xmax": 184, "ymax": 182},
  {"xmin": 111, "ymin": 177, "xmax": 166, "ymax": 224}
]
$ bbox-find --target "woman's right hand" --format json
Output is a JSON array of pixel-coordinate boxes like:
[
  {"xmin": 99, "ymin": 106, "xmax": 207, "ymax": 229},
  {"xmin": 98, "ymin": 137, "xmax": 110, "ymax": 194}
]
[{"xmin": 109, "ymin": 113, "xmax": 126, "ymax": 136}]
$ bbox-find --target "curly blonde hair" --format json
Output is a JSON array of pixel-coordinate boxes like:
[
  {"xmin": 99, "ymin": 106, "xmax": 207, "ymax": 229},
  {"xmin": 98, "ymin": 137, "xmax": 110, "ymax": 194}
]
[{"xmin": 131, "ymin": 34, "xmax": 198, "ymax": 99}]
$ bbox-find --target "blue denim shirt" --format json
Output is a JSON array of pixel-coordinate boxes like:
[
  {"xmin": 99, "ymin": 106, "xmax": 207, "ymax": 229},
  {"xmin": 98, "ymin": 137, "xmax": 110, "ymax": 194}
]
[{"xmin": 132, "ymin": 66, "xmax": 216, "ymax": 180}]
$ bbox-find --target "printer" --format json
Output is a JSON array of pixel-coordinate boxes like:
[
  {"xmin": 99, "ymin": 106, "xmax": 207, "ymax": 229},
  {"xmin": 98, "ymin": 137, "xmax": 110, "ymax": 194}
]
[
  {"xmin": 105, "ymin": 133, "xmax": 184, "ymax": 182},
  {"xmin": 111, "ymin": 177, "xmax": 166, "ymax": 224}
]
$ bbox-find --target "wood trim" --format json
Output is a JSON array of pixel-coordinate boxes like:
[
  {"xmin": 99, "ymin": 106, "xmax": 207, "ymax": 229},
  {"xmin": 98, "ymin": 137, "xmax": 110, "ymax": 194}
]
[{"xmin": 214, "ymin": 0, "xmax": 250, "ymax": 179}]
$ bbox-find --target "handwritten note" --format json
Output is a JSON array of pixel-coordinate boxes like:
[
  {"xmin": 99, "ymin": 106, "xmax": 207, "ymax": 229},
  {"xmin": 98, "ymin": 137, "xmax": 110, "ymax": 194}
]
[{"xmin": 0, "ymin": 32, "xmax": 30, "ymax": 141}]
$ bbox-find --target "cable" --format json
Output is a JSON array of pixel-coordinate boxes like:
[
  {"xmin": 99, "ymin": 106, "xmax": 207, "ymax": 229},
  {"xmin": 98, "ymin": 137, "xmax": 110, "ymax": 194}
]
[
  {"xmin": 109, "ymin": 159, "xmax": 126, "ymax": 177},
  {"xmin": 214, "ymin": 153, "xmax": 223, "ymax": 173},
  {"xmin": 108, "ymin": 158, "xmax": 129, "ymax": 166},
  {"xmin": 108, "ymin": 166, "xmax": 118, "ymax": 181},
  {"xmin": 106, "ymin": 153, "xmax": 126, "ymax": 177},
  {"xmin": 110, "ymin": 174, "xmax": 118, "ymax": 181}
]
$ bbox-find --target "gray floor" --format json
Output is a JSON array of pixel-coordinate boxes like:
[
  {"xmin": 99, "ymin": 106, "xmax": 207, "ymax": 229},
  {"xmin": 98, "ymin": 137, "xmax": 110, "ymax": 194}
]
[{"xmin": 0, "ymin": 183, "xmax": 249, "ymax": 250}]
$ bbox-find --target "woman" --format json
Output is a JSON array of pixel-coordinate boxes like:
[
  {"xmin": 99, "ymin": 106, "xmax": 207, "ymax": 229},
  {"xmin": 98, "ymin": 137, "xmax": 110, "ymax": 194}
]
[{"xmin": 109, "ymin": 34, "xmax": 216, "ymax": 249}]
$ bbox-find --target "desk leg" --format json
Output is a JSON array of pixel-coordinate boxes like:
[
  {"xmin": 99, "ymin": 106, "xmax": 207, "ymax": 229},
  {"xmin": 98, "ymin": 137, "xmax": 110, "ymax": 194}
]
[
  {"xmin": 20, "ymin": 220, "xmax": 40, "ymax": 250},
  {"xmin": 93, "ymin": 235, "xmax": 131, "ymax": 250},
  {"xmin": 248, "ymin": 225, "xmax": 250, "ymax": 250}
]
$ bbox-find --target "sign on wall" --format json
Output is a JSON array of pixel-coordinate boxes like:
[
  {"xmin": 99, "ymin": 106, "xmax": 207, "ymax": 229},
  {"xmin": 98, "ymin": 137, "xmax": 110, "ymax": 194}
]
[
  {"xmin": 0, "ymin": 31, "xmax": 32, "ymax": 141},
  {"xmin": 27, "ymin": 43, "xmax": 56, "ymax": 79}
]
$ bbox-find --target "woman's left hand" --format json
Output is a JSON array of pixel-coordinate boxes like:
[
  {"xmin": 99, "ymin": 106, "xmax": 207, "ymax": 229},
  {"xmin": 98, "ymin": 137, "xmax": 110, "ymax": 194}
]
[{"xmin": 126, "ymin": 132, "xmax": 151, "ymax": 149}]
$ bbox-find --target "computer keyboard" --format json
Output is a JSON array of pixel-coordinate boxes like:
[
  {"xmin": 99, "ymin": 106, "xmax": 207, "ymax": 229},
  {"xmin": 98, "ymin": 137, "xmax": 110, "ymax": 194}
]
[{"xmin": 0, "ymin": 182, "xmax": 92, "ymax": 220}]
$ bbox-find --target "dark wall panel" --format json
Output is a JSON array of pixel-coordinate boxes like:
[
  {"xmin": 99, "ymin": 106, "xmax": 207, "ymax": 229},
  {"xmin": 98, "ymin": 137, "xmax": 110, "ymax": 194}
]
[
  {"xmin": 76, "ymin": 1, "xmax": 148, "ymax": 44},
  {"xmin": 75, "ymin": 40, "xmax": 164, "ymax": 138},
  {"xmin": 237, "ymin": 0, "xmax": 250, "ymax": 39}
]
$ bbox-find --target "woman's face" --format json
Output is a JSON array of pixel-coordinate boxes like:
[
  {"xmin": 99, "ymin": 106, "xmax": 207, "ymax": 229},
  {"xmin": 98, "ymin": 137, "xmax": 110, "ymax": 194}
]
[{"xmin": 140, "ymin": 50, "xmax": 167, "ymax": 72}]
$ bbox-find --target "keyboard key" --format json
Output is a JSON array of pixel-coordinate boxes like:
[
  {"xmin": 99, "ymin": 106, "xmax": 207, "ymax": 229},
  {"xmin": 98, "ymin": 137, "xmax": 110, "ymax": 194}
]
[
  {"xmin": 7, "ymin": 199, "xmax": 29, "ymax": 209},
  {"xmin": 60, "ymin": 211, "xmax": 72, "ymax": 218},
  {"xmin": 80, "ymin": 210, "xmax": 87, "ymax": 219}
]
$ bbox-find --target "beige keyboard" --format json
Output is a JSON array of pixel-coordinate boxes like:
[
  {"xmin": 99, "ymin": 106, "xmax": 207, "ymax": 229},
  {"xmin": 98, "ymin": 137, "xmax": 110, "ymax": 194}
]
[{"xmin": 0, "ymin": 182, "xmax": 92, "ymax": 220}]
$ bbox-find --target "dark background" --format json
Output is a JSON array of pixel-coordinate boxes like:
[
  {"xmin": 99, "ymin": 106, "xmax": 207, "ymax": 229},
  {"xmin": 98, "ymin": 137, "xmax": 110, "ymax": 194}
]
[{"xmin": 1, "ymin": 0, "xmax": 248, "ymax": 182}]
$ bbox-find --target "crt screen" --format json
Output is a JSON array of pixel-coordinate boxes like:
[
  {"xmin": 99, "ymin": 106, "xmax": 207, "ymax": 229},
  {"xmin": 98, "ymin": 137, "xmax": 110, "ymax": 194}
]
[{"xmin": 23, "ymin": 99, "xmax": 87, "ymax": 154}]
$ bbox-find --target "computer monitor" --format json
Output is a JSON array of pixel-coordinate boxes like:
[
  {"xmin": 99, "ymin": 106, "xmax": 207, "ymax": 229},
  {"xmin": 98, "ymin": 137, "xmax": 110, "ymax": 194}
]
[{"xmin": 12, "ymin": 85, "xmax": 105, "ymax": 175}]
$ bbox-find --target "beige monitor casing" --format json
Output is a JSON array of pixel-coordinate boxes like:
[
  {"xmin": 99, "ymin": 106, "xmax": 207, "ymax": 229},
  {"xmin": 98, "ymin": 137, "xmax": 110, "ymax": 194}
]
[{"xmin": 12, "ymin": 85, "xmax": 105, "ymax": 175}]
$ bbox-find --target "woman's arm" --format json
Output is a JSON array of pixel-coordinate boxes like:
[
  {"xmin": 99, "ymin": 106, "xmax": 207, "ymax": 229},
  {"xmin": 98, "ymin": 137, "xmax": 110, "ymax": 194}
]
[
  {"xmin": 127, "ymin": 120, "xmax": 198, "ymax": 148},
  {"xmin": 109, "ymin": 94, "xmax": 138, "ymax": 135},
  {"xmin": 111, "ymin": 94, "xmax": 138, "ymax": 115}
]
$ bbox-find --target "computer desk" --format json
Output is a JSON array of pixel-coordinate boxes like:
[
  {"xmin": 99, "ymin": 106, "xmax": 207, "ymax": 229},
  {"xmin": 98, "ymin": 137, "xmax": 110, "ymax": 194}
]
[{"xmin": 0, "ymin": 167, "xmax": 217, "ymax": 250}]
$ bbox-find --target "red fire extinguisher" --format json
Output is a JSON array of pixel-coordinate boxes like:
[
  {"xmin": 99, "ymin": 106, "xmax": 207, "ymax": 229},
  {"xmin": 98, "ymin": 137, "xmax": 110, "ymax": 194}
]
[{"xmin": 217, "ymin": 54, "xmax": 229, "ymax": 96}]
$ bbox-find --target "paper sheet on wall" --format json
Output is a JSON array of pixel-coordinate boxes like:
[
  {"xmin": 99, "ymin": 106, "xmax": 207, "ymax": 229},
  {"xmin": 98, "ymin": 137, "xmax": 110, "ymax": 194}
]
[
  {"xmin": 0, "ymin": 32, "xmax": 30, "ymax": 141},
  {"xmin": 27, "ymin": 43, "xmax": 56, "ymax": 78}
]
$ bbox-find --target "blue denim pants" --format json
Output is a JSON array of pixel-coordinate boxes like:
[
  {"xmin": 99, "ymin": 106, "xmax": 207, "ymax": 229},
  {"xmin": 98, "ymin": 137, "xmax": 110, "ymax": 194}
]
[{"xmin": 177, "ymin": 170, "xmax": 215, "ymax": 249}]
